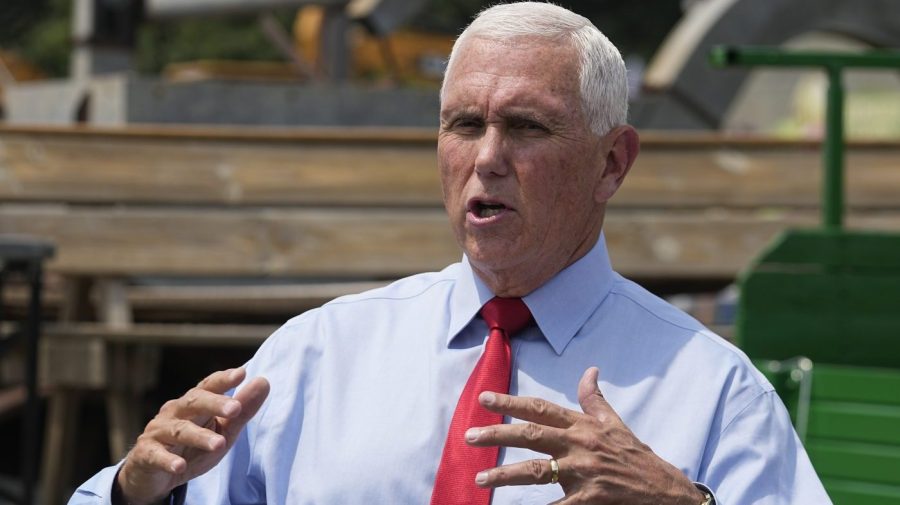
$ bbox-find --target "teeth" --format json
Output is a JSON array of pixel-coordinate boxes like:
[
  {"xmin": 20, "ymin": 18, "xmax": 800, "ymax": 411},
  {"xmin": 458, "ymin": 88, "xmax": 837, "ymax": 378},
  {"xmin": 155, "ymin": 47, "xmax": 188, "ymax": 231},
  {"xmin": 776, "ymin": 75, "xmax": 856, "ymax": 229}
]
[{"xmin": 480, "ymin": 207, "xmax": 504, "ymax": 218}]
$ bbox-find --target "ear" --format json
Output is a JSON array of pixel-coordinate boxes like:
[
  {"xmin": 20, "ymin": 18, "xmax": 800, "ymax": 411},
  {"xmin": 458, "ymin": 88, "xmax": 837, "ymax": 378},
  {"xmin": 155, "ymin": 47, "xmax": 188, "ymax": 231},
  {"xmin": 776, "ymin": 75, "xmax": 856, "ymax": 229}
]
[{"xmin": 594, "ymin": 125, "xmax": 639, "ymax": 204}]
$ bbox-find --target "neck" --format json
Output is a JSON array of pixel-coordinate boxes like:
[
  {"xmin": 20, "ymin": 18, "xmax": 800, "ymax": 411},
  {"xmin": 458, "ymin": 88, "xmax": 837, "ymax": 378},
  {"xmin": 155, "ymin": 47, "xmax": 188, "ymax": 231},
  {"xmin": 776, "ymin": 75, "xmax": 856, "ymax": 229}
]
[{"xmin": 474, "ymin": 223, "xmax": 603, "ymax": 298}]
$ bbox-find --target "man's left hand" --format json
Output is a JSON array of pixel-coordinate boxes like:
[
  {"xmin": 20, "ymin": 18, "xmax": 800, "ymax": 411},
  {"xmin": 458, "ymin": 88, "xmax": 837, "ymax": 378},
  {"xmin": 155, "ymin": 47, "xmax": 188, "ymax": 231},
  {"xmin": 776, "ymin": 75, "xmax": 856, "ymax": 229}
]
[{"xmin": 466, "ymin": 367, "xmax": 707, "ymax": 504}]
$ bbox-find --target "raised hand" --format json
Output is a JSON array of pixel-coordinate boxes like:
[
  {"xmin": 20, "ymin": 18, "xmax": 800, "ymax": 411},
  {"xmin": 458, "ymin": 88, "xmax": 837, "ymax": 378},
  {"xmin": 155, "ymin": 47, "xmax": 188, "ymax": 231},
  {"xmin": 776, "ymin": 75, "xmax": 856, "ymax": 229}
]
[
  {"xmin": 465, "ymin": 367, "xmax": 706, "ymax": 504},
  {"xmin": 116, "ymin": 368, "xmax": 270, "ymax": 505}
]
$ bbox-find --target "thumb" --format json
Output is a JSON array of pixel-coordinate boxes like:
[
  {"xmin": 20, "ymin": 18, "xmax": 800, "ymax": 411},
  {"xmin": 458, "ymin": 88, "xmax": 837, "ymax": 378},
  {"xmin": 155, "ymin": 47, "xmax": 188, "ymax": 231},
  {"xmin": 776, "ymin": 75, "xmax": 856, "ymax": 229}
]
[{"xmin": 577, "ymin": 367, "xmax": 613, "ymax": 420}]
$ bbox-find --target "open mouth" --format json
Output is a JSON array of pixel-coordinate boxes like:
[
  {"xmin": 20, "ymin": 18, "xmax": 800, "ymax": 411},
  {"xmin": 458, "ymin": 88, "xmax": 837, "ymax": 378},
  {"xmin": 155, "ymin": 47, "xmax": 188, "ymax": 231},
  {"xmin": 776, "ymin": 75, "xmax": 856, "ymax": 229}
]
[{"xmin": 468, "ymin": 199, "xmax": 509, "ymax": 219}]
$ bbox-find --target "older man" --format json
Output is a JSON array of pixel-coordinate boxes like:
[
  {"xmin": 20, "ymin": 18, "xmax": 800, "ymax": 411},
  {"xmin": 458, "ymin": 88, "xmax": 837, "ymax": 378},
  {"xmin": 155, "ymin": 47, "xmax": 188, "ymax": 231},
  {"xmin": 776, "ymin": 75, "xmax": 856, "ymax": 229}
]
[{"xmin": 71, "ymin": 3, "xmax": 830, "ymax": 504}]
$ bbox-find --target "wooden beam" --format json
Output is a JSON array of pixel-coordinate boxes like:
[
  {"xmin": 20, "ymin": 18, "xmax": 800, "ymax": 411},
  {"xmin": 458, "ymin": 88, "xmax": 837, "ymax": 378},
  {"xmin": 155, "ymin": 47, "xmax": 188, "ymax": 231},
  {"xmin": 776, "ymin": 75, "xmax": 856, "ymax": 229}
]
[
  {"xmin": 0, "ymin": 132, "xmax": 442, "ymax": 206},
  {"xmin": 3, "ymin": 127, "xmax": 900, "ymax": 208},
  {"xmin": 126, "ymin": 281, "xmax": 389, "ymax": 313},
  {"xmin": 624, "ymin": 145, "xmax": 900, "ymax": 209},
  {"xmin": 3, "ymin": 205, "xmax": 900, "ymax": 279},
  {"xmin": 43, "ymin": 322, "xmax": 279, "ymax": 346},
  {"xmin": 0, "ymin": 205, "xmax": 461, "ymax": 277}
]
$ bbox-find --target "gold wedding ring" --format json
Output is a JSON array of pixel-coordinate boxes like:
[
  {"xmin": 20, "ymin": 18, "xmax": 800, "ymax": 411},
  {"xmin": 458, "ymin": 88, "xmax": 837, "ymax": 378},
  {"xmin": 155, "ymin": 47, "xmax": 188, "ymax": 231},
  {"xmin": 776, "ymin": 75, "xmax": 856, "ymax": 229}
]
[{"xmin": 548, "ymin": 458, "xmax": 560, "ymax": 484}]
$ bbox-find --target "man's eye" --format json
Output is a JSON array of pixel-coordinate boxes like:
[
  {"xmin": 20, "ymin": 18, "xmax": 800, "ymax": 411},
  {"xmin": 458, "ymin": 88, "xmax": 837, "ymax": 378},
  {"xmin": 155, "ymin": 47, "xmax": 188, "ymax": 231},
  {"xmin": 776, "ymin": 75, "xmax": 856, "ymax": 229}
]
[
  {"xmin": 514, "ymin": 120, "xmax": 548, "ymax": 132},
  {"xmin": 452, "ymin": 118, "xmax": 483, "ymax": 131}
]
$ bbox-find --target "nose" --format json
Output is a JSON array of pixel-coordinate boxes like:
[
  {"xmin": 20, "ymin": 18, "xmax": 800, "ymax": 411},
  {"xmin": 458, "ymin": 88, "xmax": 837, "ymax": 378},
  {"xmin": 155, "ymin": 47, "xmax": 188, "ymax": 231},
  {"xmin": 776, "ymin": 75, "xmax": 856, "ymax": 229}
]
[{"xmin": 473, "ymin": 126, "xmax": 509, "ymax": 177}]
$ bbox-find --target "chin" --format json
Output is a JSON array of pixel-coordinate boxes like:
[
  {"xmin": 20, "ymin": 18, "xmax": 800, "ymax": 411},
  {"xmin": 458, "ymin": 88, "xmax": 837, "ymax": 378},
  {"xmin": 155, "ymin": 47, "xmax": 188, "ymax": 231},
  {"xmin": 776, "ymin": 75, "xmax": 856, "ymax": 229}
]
[{"xmin": 463, "ymin": 240, "xmax": 520, "ymax": 271}]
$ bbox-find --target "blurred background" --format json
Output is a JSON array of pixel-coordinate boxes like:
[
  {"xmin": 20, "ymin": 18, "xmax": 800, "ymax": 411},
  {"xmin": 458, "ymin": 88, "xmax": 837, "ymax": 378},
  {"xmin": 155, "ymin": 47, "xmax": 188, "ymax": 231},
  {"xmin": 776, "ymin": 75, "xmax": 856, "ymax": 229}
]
[{"xmin": 1, "ymin": 0, "xmax": 899, "ymax": 503}]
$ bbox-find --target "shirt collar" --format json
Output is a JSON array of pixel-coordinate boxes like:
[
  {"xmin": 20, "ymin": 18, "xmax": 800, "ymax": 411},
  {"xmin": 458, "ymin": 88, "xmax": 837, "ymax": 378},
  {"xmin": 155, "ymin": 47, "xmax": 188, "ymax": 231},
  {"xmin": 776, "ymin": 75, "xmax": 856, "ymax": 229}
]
[{"xmin": 447, "ymin": 233, "xmax": 616, "ymax": 355}]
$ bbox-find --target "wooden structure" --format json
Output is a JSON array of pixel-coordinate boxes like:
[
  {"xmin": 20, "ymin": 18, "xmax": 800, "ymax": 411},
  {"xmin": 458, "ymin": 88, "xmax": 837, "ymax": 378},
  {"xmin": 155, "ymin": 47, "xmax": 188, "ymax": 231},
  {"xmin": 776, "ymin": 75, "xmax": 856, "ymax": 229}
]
[
  {"xmin": 3, "ymin": 125, "xmax": 900, "ymax": 280},
  {"xmin": 1, "ymin": 124, "xmax": 900, "ymax": 501},
  {"xmin": 0, "ymin": 235, "xmax": 54, "ymax": 505}
]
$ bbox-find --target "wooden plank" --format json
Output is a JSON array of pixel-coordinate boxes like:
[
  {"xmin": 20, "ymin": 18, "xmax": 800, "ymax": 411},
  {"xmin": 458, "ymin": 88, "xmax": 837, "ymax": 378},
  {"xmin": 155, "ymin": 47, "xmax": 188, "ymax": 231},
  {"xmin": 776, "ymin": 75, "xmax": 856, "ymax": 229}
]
[
  {"xmin": 0, "ymin": 205, "xmax": 461, "ymax": 277},
  {"xmin": 3, "ymin": 127, "xmax": 900, "ymax": 208},
  {"xmin": 0, "ymin": 133, "xmax": 443, "ymax": 206},
  {"xmin": 605, "ymin": 210, "xmax": 900, "ymax": 279},
  {"xmin": 0, "ymin": 385, "xmax": 26, "ymax": 418},
  {"xmin": 1, "ymin": 279, "xmax": 388, "ymax": 315},
  {"xmin": 126, "ymin": 281, "xmax": 389, "ymax": 313},
  {"xmin": 624, "ymin": 145, "xmax": 900, "ymax": 209},
  {"xmin": 0, "ymin": 124, "xmax": 440, "ymax": 143},
  {"xmin": 41, "ymin": 390, "xmax": 80, "ymax": 505},
  {"xmin": 3, "ymin": 205, "xmax": 900, "ymax": 279},
  {"xmin": 43, "ymin": 322, "xmax": 278, "ymax": 346}
]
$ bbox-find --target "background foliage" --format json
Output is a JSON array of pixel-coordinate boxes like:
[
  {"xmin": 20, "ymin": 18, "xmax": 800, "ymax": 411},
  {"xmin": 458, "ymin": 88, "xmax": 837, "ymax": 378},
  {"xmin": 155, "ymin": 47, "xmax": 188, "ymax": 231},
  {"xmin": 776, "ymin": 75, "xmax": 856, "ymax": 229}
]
[{"xmin": 1, "ymin": 0, "xmax": 683, "ymax": 78}]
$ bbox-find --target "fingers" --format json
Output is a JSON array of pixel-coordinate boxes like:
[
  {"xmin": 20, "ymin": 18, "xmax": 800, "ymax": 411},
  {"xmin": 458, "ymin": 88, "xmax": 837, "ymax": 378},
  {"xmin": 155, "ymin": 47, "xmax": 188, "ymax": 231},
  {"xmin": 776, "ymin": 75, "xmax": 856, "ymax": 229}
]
[
  {"xmin": 158, "ymin": 367, "xmax": 251, "ymax": 434},
  {"xmin": 475, "ymin": 458, "xmax": 556, "ymax": 488},
  {"xmin": 130, "ymin": 436, "xmax": 190, "ymax": 475},
  {"xmin": 161, "ymin": 387, "xmax": 242, "ymax": 422},
  {"xmin": 145, "ymin": 417, "xmax": 226, "ymax": 453},
  {"xmin": 577, "ymin": 367, "xmax": 615, "ymax": 421},
  {"xmin": 479, "ymin": 391, "xmax": 579, "ymax": 428},
  {"xmin": 220, "ymin": 377, "xmax": 270, "ymax": 440},
  {"xmin": 232, "ymin": 377, "xmax": 270, "ymax": 422},
  {"xmin": 197, "ymin": 367, "xmax": 247, "ymax": 395},
  {"xmin": 466, "ymin": 422, "xmax": 566, "ymax": 454},
  {"xmin": 118, "ymin": 368, "xmax": 268, "ymax": 503}
]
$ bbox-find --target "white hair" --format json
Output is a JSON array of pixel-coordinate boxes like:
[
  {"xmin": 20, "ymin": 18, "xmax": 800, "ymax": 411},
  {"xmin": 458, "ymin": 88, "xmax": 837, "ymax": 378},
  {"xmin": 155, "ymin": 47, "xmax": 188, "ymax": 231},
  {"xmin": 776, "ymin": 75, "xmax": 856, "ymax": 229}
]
[{"xmin": 441, "ymin": 2, "xmax": 628, "ymax": 135}]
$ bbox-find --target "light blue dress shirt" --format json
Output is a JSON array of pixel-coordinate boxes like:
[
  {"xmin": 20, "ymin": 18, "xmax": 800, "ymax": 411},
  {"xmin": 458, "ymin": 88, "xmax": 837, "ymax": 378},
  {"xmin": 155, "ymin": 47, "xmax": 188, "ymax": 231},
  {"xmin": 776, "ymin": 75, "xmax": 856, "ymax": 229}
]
[{"xmin": 70, "ymin": 236, "xmax": 831, "ymax": 504}]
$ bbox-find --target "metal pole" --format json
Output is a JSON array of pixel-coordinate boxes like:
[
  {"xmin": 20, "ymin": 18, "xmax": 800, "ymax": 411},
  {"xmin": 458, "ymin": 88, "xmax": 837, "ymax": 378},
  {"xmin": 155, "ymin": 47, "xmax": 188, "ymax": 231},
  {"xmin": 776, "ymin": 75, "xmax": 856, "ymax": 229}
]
[
  {"xmin": 145, "ymin": 0, "xmax": 348, "ymax": 19},
  {"xmin": 23, "ymin": 261, "xmax": 44, "ymax": 505},
  {"xmin": 710, "ymin": 46, "xmax": 900, "ymax": 230},
  {"xmin": 824, "ymin": 66, "xmax": 845, "ymax": 230}
]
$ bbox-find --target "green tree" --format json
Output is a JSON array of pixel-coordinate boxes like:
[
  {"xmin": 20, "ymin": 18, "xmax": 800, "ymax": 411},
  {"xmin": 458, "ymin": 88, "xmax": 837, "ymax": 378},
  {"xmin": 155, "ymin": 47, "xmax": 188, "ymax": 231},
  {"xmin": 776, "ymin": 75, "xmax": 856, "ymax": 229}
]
[
  {"xmin": 135, "ymin": 12, "xmax": 294, "ymax": 74},
  {"xmin": 3, "ymin": 0, "xmax": 682, "ymax": 78},
  {"xmin": 2, "ymin": 0, "xmax": 71, "ymax": 77}
]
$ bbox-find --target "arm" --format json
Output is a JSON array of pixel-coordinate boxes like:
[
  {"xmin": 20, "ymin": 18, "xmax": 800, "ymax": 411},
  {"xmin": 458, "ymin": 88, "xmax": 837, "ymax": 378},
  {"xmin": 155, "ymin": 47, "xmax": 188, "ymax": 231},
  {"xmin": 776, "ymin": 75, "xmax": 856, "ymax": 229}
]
[{"xmin": 699, "ymin": 390, "xmax": 831, "ymax": 504}]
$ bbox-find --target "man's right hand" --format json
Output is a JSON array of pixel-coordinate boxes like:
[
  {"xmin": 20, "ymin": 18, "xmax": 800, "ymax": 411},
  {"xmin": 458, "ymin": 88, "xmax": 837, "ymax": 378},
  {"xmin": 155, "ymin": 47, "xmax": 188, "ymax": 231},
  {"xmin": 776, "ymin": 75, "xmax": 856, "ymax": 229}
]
[{"xmin": 116, "ymin": 367, "xmax": 270, "ymax": 505}]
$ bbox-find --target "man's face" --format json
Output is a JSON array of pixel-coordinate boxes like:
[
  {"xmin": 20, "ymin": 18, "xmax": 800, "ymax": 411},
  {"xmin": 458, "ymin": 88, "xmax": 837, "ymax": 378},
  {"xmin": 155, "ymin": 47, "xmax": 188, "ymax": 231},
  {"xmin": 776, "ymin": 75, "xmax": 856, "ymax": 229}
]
[{"xmin": 439, "ymin": 37, "xmax": 610, "ymax": 293}]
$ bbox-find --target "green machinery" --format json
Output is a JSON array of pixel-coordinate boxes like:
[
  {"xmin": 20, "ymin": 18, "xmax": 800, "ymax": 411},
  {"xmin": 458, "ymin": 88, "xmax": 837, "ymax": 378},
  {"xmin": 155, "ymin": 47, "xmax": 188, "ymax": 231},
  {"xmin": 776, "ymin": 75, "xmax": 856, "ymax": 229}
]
[{"xmin": 711, "ymin": 47, "xmax": 900, "ymax": 504}]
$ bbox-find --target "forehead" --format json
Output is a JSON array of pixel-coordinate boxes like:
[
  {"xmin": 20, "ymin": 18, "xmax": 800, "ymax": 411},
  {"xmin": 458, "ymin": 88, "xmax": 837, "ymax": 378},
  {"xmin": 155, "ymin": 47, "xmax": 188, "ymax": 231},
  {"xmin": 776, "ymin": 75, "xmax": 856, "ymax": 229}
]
[{"xmin": 441, "ymin": 37, "xmax": 582, "ymax": 116}]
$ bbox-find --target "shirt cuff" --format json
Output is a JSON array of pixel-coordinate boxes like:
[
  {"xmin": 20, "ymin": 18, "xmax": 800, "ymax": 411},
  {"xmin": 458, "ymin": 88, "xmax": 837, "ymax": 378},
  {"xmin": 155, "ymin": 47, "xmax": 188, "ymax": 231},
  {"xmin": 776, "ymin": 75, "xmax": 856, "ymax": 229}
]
[
  {"xmin": 110, "ymin": 466, "xmax": 187, "ymax": 505},
  {"xmin": 169, "ymin": 484, "xmax": 187, "ymax": 505},
  {"xmin": 693, "ymin": 482, "xmax": 718, "ymax": 504}
]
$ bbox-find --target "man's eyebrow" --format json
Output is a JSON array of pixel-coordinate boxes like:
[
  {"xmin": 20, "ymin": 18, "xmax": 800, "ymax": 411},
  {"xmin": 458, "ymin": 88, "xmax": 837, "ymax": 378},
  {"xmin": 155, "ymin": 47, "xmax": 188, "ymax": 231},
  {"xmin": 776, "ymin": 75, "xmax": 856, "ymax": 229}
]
[
  {"xmin": 440, "ymin": 108, "xmax": 482, "ymax": 123},
  {"xmin": 501, "ymin": 110, "xmax": 545, "ymax": 122},
  {"xmin": 499, "ymin": 109, "xmax": 562, "ymax": 127}
]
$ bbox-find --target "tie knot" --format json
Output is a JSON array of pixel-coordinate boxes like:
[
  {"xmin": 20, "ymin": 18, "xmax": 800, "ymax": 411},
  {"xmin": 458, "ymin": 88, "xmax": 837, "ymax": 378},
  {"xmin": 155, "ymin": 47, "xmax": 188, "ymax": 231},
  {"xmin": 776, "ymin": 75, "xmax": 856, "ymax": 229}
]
[{"xmin": 480, "ymin": 297, "xmax": 533, "ymax": 337}]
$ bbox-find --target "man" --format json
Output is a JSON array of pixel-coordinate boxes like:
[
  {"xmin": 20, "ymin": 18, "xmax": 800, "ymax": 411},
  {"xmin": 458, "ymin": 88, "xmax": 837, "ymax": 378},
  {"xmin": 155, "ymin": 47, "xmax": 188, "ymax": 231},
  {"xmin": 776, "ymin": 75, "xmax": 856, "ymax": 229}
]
[{"xmin": 71, "ymin": 3, "xmax": 831, "ymax": 504}]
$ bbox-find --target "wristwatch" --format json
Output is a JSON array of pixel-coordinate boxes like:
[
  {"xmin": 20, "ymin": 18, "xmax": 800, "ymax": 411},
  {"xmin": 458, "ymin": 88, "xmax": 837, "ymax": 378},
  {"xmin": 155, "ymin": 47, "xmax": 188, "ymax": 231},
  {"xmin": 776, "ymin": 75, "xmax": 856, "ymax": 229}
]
[{"xmin": 694, "ymin": 483, "xmax": 715, "ymax": 505}]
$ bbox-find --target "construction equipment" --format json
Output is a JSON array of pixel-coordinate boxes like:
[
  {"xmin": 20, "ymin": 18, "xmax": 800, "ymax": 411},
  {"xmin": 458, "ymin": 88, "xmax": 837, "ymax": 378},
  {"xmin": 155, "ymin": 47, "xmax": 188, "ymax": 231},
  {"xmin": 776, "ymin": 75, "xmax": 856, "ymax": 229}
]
[{"xmin": 712, "ymin": 46, "xmax": 900, "ymax": 505}]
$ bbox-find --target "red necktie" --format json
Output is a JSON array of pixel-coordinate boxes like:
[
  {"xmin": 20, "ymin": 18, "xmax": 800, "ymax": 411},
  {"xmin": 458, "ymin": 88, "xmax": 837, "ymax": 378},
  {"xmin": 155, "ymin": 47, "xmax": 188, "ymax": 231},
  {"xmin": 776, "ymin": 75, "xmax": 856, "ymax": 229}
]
[{"xmin": 430, "ymin": 297, "xmax": 533, "ymax": 505}]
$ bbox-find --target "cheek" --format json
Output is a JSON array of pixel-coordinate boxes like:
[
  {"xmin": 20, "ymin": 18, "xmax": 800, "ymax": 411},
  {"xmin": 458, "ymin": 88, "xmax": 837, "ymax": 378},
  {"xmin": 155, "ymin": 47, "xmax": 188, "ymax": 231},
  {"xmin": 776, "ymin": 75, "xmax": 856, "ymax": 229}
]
[
  {"xmin": 438, "ymin": 153, "xmax": 458, "ymax": 197},
  {"xmin": 527, "ymin": 167, "xmax": 593, "ymax": 227},
  {"xmin": 439, "ymin": 166, "xmax": 465, "ymax": 208},
  {"xmin": 439, "ymin": 146, "xmax": 475, "ymax": 201}
]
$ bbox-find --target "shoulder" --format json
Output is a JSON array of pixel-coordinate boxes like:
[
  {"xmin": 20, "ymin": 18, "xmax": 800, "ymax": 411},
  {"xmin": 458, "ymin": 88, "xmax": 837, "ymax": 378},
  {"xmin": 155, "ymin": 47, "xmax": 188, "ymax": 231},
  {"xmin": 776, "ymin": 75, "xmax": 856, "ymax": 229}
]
[
  {"xmin": 243, "ymin": 263, "xmax": 463, "ymax": 400},
  {"xmin": 322, "ymin": 264, "xmax": 461, "ymax": 311},
  {"xmin": 607, "ymin": 274, "xmax": 717, "ymax": 338},
  {"xmin": 258, "ymin": 263, "xmax": 461, "ymax": 348},
  {"xmin": 606, "ymin": 273, "xmax": 774, "ymax": 400}
]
